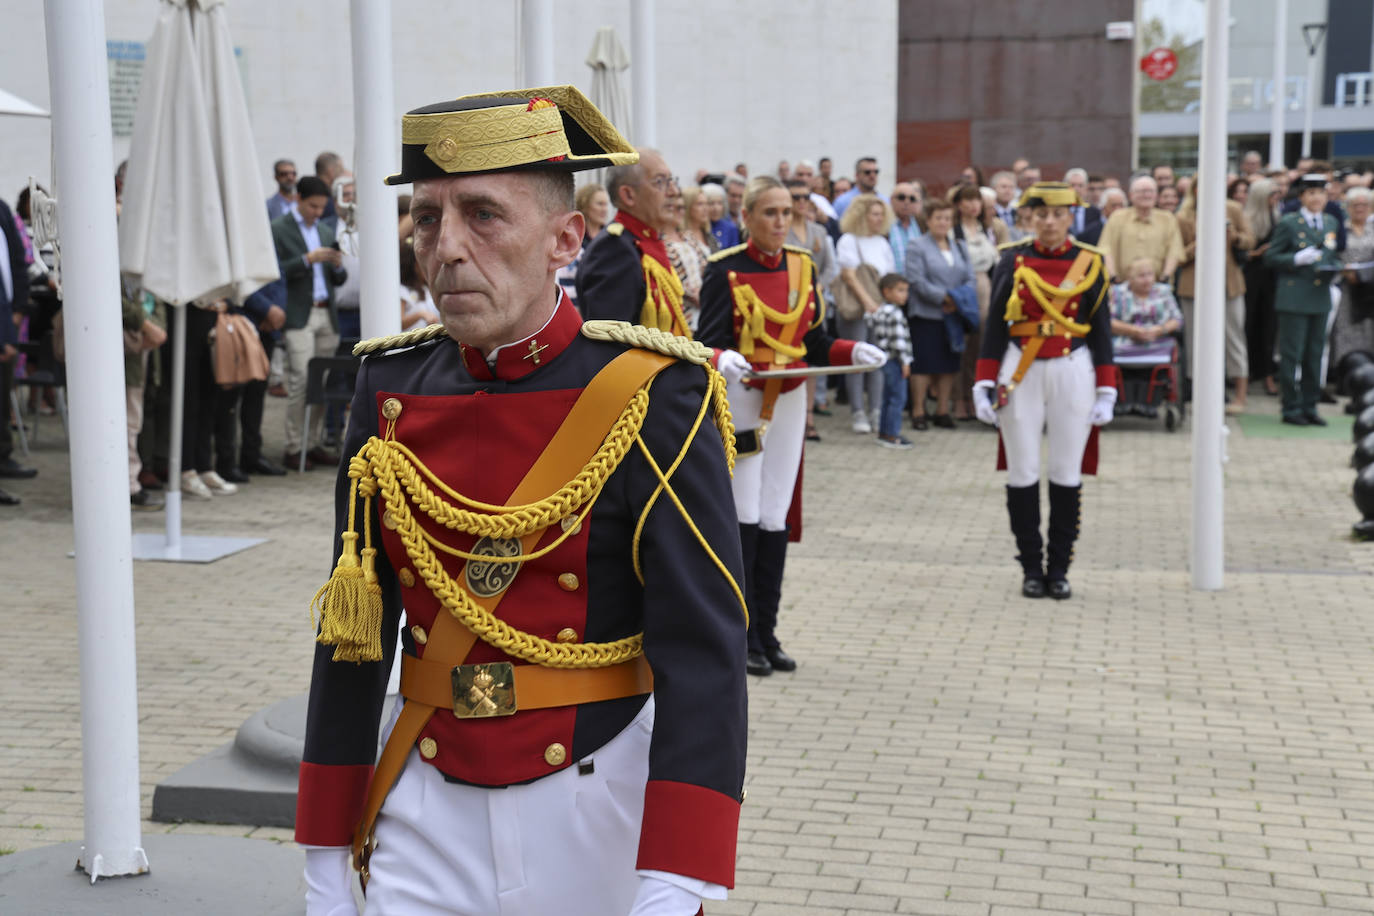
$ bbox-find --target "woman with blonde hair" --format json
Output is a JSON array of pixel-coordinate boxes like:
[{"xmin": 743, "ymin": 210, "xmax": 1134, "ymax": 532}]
[
  {"xmin": 664, "ymin": 186, "xmax": 715, "ymax": 332},
  {"xmin": 835, "ymin": 193, "xmax": 895, "ymax": 433},
  {"xmin": 1241, "ymin": 177, "xmax": 1280, "ymax": 394},
  {"xmin": 1176, "ymin": 176, "xmax": 1254, "ymax": 412}
]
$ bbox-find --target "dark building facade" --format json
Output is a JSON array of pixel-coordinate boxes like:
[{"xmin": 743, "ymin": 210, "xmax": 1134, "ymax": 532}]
[{"xmin": 897, "ymin": 0, "xmax": 1136, "ymax": 189}]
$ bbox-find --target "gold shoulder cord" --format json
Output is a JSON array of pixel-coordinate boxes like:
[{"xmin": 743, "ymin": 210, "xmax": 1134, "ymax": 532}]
[
  {"xmin": 727, "ymin": 264, "xmax": 812, "ymax": 360},
  {"xmin": 638, "ymin": 254, "xmax": 692, "ymax": 338},
  {"xmin": 1004, "ymin": 253, "xmax": 1102, "ymax": 327},
  {"xmin": 313, "ymin": 322, "xmax": 744, "ymax": 664}
]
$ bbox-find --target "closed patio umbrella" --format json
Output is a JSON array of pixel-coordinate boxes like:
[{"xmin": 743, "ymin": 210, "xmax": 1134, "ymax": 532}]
[{"xmin": 118, "ymin": 0, "xmax": 275, "ymax": 561}]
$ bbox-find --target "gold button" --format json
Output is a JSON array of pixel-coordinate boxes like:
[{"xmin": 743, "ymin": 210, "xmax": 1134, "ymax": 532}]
[
  {"xmin": 556, "ymin": 627, "xmax": 579, "ymax": 643},
  {"xmin": 560, "ymin": 516, "xmax": 582, "ymax": 535},
  {"xmin": 558, "ymin": 573, "xmax": 580, "ymax": 591},
  {"xmin": 544, "ymin": 743, "xmax": 567, "ymax": 766},
  {"xmin": 419, "ymin": 737, "xmax": 438, "ymax": 759},
  {"xmin": 1062, "ymin": 347, "xmax": 1071, "ymax": 355},
  {"xmin": 382, "ymin": 509, "xmax": 398, "ymax": 530},
  {"xmin": 382, "ymin": 397, "xmax": 403, "ymax": 420},
  {"xmin": 398, "ymin": 568, "xmax": 415, "ymax": 588},
  {"xmin": 410, "ymin": 624, "xmax": 428, "ymax": 645}
]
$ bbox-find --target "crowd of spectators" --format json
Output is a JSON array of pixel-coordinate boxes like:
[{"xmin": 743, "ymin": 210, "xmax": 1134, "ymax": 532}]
[{"xmin": 2, "ymin": 146, "xmax": 1372, "ymax": 511}]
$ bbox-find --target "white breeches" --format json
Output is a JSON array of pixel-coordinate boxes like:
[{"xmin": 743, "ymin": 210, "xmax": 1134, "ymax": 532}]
[
  {"xmin": 997, "ymin": 345, "xmax": 1096, "ymax": 489},
  {"xmin": 362, "ymin": 698, "xmax": 655, "ymax": 916},
  {"xmin": 728, "ymin": 382, "xmax": 806, "ymax": 532}
]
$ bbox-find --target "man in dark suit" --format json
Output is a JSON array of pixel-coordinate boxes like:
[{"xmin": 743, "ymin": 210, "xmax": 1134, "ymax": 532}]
[
  {"xmin": 0, "ymin": 197, "xmax": 35, "ymax": 504},
  {"xmin": 1064, "ymin": 168, "xmax": 1104, "ymax": 245},
  {"xmin": 270, "ymin": 175, "xmax": 346, "ymax": 469},
  {"xmin": 1266, "ymin": 174, "xmax": 1344, "ymax": 425}
]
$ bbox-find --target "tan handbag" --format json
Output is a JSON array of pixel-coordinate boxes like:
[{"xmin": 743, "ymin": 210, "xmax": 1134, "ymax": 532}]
[
  {"xmin": 834, "ymin": 262, "xmax": 881, "ymax": 321},
  {"xmin": 211, "ymin": 311, "xmax": 270, "ymax": 387}
]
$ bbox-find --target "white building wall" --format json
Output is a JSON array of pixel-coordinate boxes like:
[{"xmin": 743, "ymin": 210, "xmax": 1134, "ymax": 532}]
[{"xmin": 2, "ymin": 0, "xmax": 896, "ymax": 222}]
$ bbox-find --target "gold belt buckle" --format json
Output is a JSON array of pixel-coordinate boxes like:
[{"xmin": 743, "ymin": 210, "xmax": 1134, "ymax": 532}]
[
  {"xmin": 1037, "ymin": 320, "xmax": 1056, "ymax": 337},
  {"xmin": 451, "ymin": 662, "xmax": 517, "ymax": 718}
]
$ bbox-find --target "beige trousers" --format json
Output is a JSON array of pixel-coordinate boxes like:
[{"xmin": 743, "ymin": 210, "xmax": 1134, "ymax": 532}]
[{"xmin": 283, "ymin": 308, "xmax": 339, "ymax": 454}]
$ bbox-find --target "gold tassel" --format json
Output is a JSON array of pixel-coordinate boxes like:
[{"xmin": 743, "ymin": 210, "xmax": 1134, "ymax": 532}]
[{"xmin": 310, "ymin": 476, "xmax": 385, "ymax": 663}]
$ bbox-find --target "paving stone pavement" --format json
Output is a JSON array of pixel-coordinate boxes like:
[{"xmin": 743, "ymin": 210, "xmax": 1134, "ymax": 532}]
[{"xmin": 2, "ymin": 389, "xmax": 1372, "ymax": 915}]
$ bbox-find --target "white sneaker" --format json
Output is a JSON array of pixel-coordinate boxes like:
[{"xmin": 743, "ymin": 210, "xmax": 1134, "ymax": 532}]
[
  {"xmin": 199, "ymin": 470, "xmax": 238, "ymax": 495},
  {"xmin": 181, "ymin": 470, "xmax": 213, "ymax": 500},
  {"xmin": 851, "ymin": 413, "xmax": 873, "ymax": 435}
]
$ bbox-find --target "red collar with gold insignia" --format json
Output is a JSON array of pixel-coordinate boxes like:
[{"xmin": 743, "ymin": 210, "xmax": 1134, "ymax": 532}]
[
  {"xmin": 1032, "ymin": 237, "xmax": 1074, "ymax": 257},
  {"xmin": 459, "ymin": 291, "xmax": 582, "ymax": 381}
]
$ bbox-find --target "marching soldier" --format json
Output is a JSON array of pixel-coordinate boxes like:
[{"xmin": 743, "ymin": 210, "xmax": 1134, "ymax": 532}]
[
  {"xmin": 295, "ymin": 86, "xmax": 748, "ymax": 916},
  {"xmin": 972, "ymin": 181, "xmax": 1116, "ymax": 600},
  {"xmin": 577, "ymin": 149, "xmax": 694, "ymax": 337},
  {"xmin": 698, "ymin": 175, "xmax": 886, "ymax": 677}
]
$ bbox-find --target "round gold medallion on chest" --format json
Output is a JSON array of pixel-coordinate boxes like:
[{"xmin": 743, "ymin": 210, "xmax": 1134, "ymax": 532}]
[{"xmin": 465, "ymin": 536, "xmax": 523, "ymax": 598}]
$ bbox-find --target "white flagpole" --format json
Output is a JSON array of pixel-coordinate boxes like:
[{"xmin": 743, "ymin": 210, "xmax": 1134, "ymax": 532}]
[
  {"xmin": 42, "ymin": 0, "xmax": 148, "ymax": 879},
  {"xmin": 1191, "ymin": 0, "xmax": 1229, "ymax": 591}
]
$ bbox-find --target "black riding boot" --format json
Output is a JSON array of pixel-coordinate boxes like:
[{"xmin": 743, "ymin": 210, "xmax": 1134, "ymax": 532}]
[
  {"xmin": 1006, "ymin": 484, "xmax": 1045, "ymax": 598},
  {"xmin": 1045, "ymin": 482, "xmax": 1082, "ymax": 599},
  {"xmin": 752, "ymin": 528, "xmax": 796, "ymax": 671},
  {"xmin": 739, "ymin": 523, "xmax": 770, "ymax": 675}
]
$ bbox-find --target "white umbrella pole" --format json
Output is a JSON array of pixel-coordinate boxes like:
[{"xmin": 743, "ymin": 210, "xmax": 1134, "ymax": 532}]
[
  {"xmin": 350, "ymin": 0, "xmax": 401, "ymax": 342},
  {"xmin": 1268, "ymin": 0, "xmax": 1288, "ymax": 168},
  {"xmin": 42, "ymin": 0, "xmax": 148, "ymax": 879},
  {"xmin": 1191, "ymin": 0, "xmax": 1229, "ymax": 592},
  {"xmin": 630, "ymin": 0, "xmax": 657, "ymax": 146},
  {"xmin": 164, "ymin": 305, "xmax": 186, "ymax": 548}
]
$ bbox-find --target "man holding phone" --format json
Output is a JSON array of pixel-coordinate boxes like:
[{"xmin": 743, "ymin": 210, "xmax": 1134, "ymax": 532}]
[{"xmin": 271, "ymin": 174, "xmax": 347, "ymax": 470}]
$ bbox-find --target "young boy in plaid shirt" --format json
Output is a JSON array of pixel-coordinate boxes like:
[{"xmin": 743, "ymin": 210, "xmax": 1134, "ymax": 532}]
[{"xmin": 867, "ymin": 273, "xmax": 914, "ymax": 449}]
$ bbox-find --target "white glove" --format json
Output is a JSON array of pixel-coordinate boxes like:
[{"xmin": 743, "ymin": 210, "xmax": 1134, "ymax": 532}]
[
  {"xmin": 1293, "ymin": 246, "xmax": 1322, "ymax": 266},
  {"xmin": 1089, "ymin": 386, "xmax": 1118, "ymax": 426},
  {"xmin": 851, "ymin": 341, "xmax": 887, "ymax": 366},
  {"xmin": 303, "ymin": 846, "xmax": 359, "ymax": 916},
  {"xmin": 972, "ymin": 380, "xmax": 999, "ymax": 427},
  {"xmin": 716, "ymin": 349, "xmax": 751, "ymax": 386},
  {"xmin": 628, "ymin": 875, "xmax": 706, "ymax": 915}
]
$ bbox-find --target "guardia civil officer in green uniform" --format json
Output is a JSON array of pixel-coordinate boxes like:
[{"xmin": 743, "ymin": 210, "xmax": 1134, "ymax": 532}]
[{"xmin": 1265, "ymin": 173, "xmax": 1344, "ymax": 426}]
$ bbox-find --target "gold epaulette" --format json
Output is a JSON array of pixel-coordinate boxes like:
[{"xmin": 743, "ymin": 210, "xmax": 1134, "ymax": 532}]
[
  {"xmin": 1071, "ymin": 238, "xmax": 1106, "ymax": 256},
  {"xmin": 997, "ymin": 237, "xmax": 1034, "ymax": 251},
  {"xmin": 352, "ymin": 323, "xmax": 448, "ymax": 357},
  {"xmin": 581, "ymin": 320, "xmax": 712, "ymax": 365},
  {"xmin": 707, "ymin": 243, "xmax": 747, "ymax": 263},
  {"xmin": 606, "ymin": 222, "xmax": 625, "ymax": 236},
  {"xmin": 782, "ymin": 243, "xmax": 815, "ymax": 260}
]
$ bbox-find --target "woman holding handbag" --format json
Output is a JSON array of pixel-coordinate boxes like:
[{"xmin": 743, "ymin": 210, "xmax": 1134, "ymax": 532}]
[{"xmin": 835, "ymin": 193, "xmax": 894, "ymax": 434}]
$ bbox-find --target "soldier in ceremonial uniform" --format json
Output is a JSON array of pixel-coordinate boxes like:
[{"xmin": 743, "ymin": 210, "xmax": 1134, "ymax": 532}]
[
  {"xmin": 1265, "ymin": 173, "xmax": 1344, "ymax": 426},
  {"xmin": 295, "ymin": 86, "xmax": 748, "ymax": 916},
  {"xmin": 576, "ymin": 149, "xmax": 693, "ymax": 336},
  {"xmin": 698, "ymin": 176, "xmax": 885, "ymax": 677},
  {"xmin": 972, "ymin": 182, "xmax": 1116, "ymax": 601}
]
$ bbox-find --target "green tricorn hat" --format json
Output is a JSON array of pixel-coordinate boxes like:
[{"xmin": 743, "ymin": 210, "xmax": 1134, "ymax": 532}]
[
  {"xmin": 1016, "ymin": 181, "xmax": 1086, "ymax": 209},
  {"xmin": 385, "ymin": 85, "xmax": 638, "ymax": 186}
]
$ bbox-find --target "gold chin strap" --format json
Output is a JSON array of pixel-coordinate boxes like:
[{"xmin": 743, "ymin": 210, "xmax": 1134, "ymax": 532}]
[{"xmin": 638, "ymin": 254, "xmax": 691, "ymax": 338}]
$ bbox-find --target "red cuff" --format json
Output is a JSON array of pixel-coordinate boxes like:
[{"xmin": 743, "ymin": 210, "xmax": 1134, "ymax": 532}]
[
  {"xmin": 636, "ymin": 780, "xmax": 741, "ymax": 887},
  {"xmin": 709, "ymin": 347, "xmax": 723, "ymax": 368},
  {"xmin": 828, "ymin": 339, "xmax": 857, "ymax": 365},
  {"xmin": 1095, "ymin": 364, "xmax": 1117, "ymax": 389},
  {"xmin": 976, "ymin": 358, "xmax": 1000, "ymax": 383},
  {"xmin": 295, "ymin": 761, "xmax": 373, "ymax": 846}
]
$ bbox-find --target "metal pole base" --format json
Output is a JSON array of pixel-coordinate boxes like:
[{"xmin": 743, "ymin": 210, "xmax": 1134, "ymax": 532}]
[
  {"xmin": 1353, "ymin": 519, "xmax": 1374, "ymax": 541},
  {"xmin": 130, "ymin": 533, "xmax": 268, "ymax": 564}
]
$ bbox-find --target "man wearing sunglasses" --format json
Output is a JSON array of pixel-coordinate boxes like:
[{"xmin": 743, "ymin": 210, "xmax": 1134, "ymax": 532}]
[
  {"xmin": 266, "ymin": 159, "xmax": 297, "ymax": 220},
  {"xmin": 834, "ymin": 157, "xmax": 888, "ymax": 219},
  {"xmin": 889, "ymin": 182, "xmax": 922, "ymax": 273}
]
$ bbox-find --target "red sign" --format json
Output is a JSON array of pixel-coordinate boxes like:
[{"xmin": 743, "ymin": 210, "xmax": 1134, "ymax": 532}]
[{"xmin": 1140, "ymin": 47, "xmax": 1178, "ymax": 81}]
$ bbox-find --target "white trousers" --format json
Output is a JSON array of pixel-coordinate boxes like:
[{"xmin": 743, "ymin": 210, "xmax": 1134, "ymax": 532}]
[
  {"xmin": 728, "ymin": 382, "xmax": 806, "ymax": 531},
  {"xmin": 997, "ymin": 345, "xmax": 1095, "ymax": 489},
  {"xmin": 363, "ymin": 698, "xmax": 655, "ymax": 916}
]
